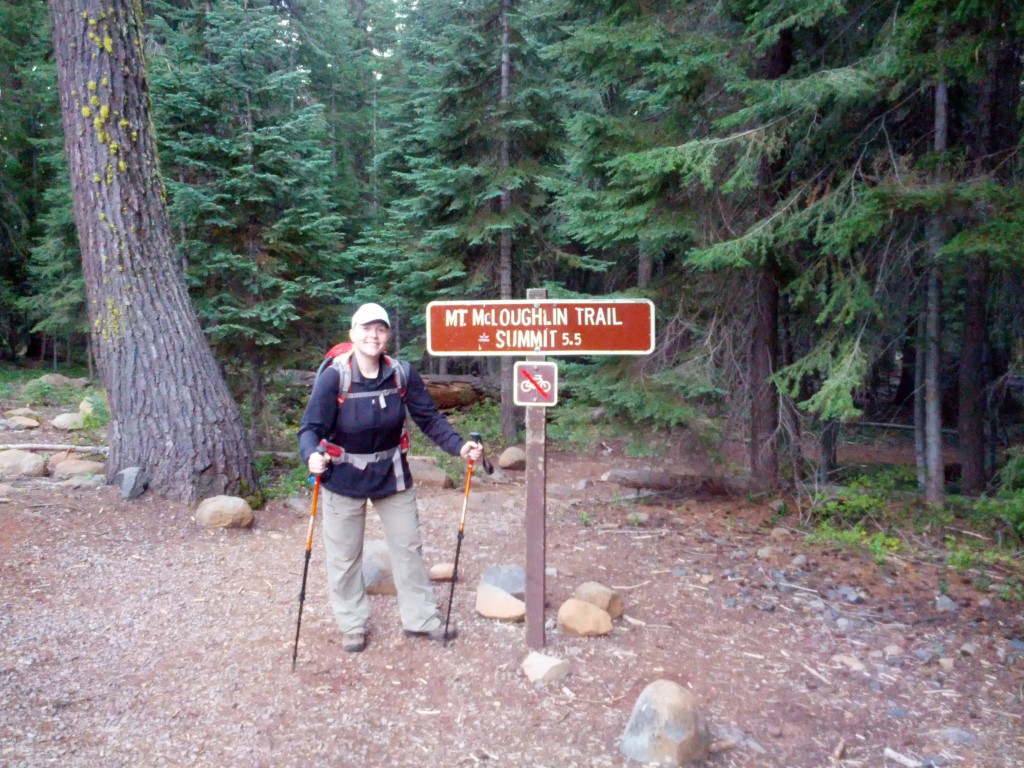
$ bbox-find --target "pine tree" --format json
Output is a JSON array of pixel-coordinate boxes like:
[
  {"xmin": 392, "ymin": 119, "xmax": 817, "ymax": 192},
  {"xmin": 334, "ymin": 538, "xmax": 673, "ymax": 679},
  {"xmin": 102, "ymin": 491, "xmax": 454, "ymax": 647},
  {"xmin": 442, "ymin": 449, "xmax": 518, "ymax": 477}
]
[
  {"xmin": 148, "ymin": 0, "xmax": 354, "ymax": 440},
  {"xmin": 0, "ymin": 0, "xmax": 68, "ymax": 357},
  {"xmin": 48, "ymin": 0, "xmax": 257, "ymax": 503}
]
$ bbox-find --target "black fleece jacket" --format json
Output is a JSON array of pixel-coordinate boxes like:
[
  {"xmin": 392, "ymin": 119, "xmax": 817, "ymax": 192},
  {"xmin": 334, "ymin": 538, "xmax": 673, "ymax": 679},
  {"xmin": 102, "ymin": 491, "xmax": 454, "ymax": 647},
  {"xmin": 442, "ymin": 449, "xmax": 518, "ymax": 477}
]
[{"xmin": 297, "ymin": 355, "xmax": 465, "ymax": 499}]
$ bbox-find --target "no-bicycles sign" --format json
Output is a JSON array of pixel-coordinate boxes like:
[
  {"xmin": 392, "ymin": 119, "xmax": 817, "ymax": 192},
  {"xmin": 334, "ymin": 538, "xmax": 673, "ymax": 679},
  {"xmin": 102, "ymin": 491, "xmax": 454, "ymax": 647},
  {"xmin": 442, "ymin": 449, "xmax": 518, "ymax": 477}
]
[
  {"xmin": 513, "ymin": 362, "xmax": 558, "ymax": 407},
  {"xmin": 426, "ymin": 299, "xmax": 655, "ymax": 356}
]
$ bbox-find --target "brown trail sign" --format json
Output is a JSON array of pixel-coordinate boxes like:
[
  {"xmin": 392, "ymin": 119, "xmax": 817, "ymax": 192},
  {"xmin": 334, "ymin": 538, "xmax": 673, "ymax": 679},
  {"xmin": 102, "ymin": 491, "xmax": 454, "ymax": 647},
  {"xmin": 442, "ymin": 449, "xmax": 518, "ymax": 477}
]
[
  {"xmin": 426, "ymin": 292, "xmax": 655, "ymax": 649},
  {"xmin": 426, "ymin": 299, "xmax": 655, "ymax": 356}
]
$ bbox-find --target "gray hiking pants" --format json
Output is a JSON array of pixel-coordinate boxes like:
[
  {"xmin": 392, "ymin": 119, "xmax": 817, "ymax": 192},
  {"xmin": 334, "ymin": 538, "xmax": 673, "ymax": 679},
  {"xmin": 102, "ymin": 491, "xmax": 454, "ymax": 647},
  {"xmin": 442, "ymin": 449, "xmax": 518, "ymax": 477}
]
[{"xmin": 320, "ymin": 487, "xmax": 441, "ymax": 635}]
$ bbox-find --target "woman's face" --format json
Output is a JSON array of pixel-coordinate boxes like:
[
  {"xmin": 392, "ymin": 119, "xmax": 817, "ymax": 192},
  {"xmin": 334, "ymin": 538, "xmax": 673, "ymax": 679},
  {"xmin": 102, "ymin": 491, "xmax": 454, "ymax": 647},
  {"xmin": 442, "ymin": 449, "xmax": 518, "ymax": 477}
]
[{"xmin": 349, "ymin": 321, "xmax": 390, "ymax": 357}]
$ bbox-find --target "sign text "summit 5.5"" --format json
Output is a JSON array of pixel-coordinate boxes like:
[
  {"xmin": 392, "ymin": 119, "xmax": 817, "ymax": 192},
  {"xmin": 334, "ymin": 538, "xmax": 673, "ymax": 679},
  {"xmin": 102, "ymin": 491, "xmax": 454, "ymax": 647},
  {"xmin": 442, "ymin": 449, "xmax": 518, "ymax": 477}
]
[{"xmin": 426, "ymin": 299, "xmax": 655, "ymax": 356}]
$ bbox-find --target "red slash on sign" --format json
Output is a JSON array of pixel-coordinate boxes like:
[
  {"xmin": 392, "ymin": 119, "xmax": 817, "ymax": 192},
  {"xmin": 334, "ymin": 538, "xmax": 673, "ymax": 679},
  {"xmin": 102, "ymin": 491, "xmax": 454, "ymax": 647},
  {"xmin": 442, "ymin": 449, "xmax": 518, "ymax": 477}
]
[{"xmin": 521, "ymin": 368, "xmax": 550, "ymax": 399}]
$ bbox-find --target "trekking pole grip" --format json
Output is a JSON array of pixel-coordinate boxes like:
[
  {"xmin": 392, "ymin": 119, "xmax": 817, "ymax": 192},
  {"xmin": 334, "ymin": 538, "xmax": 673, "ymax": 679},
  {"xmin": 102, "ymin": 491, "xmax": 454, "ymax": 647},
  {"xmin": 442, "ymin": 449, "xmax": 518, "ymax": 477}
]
[{"xmin": 470, "ymin": 431, "xmax": 494, "ymax": 475}]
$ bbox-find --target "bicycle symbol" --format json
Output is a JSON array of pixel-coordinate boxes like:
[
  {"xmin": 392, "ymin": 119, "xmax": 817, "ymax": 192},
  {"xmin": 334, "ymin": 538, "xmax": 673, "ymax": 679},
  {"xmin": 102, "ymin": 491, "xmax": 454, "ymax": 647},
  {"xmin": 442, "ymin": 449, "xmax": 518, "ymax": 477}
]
[{"xmin": 519, "ymin": 375, "xmax": 553, "ymax": 393}]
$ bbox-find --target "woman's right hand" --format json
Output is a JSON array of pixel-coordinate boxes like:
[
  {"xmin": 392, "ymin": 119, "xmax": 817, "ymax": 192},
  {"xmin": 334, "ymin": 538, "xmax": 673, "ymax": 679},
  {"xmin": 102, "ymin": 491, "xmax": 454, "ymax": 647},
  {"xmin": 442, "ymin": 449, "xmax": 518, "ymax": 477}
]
[{"xmin": 307, "ymin": 451, "xmax": 329, "ymax": 475}]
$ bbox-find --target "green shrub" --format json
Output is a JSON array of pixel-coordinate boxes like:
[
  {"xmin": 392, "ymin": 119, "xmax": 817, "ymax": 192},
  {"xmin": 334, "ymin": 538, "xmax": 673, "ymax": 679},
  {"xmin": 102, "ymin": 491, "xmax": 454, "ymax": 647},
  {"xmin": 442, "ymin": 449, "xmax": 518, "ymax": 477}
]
[{"xmin": 807, "ymin": 522, "xmax": 901, "ymax": 564}]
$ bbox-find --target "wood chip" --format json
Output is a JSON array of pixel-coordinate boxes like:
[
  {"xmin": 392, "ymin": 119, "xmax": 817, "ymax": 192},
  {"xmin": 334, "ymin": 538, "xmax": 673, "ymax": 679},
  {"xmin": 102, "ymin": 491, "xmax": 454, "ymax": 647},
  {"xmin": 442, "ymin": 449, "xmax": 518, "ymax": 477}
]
[{"xmin": 882, "ymin": 747, "xmax": 922, "ymax": 767}]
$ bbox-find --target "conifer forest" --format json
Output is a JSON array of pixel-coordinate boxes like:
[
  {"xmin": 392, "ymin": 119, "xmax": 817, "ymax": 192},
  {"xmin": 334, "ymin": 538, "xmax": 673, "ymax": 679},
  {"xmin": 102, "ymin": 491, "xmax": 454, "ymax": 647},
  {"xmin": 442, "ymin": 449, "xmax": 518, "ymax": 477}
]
[{"xmin": 1, "ymin": 0, "xmax": 1023, "ymax": 508}]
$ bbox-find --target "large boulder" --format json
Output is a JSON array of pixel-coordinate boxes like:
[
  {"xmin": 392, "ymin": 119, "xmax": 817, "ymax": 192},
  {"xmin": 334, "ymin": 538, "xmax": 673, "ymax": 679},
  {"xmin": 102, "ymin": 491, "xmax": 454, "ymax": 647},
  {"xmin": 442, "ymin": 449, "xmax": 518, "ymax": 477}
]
[{"xmin": 620, "ymin": 680, "xmax": 710, "ymax": 766}]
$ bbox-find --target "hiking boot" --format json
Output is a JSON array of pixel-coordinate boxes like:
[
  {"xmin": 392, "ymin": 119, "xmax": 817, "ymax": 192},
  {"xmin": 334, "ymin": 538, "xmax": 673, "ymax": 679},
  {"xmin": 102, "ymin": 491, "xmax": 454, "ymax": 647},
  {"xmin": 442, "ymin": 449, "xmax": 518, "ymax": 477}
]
[
  {"xmin": 342, "ymin": 632, "xmax": 366, "ymax": 653},
  {"xmin": 404, "ymin": 620, "xmax": 457, "ymax": 643}
]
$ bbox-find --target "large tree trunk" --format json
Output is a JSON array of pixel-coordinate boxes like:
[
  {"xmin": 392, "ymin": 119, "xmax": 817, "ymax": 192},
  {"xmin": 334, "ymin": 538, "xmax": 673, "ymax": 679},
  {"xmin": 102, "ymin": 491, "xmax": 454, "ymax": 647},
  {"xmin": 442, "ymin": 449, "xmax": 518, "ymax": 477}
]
[
  {"xmin": 49, "ymin": 0, "xmax": 257, "ymax": 504},
  {"xmin": 958, "ymin": 257, "xmax": 988, "ymax": 495}
]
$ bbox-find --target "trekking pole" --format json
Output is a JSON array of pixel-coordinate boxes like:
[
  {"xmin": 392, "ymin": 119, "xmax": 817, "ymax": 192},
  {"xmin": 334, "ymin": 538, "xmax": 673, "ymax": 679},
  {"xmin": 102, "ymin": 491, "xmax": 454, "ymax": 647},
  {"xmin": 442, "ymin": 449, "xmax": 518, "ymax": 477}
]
[
  {"xmin": 442, "ymin": 431, "xmax": 487, "ymax": 645},
  {"xmin": 292, "ymin": 445, "xmax": 326, "ymax": 672}
]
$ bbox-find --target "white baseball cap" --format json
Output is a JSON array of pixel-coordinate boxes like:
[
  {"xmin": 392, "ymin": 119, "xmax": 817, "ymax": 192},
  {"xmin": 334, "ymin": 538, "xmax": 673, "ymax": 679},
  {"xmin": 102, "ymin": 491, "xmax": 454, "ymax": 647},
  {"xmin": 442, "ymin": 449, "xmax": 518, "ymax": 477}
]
[{"xmin": 351, "ymin": 302, "xmax": 390, "ymax": 328}]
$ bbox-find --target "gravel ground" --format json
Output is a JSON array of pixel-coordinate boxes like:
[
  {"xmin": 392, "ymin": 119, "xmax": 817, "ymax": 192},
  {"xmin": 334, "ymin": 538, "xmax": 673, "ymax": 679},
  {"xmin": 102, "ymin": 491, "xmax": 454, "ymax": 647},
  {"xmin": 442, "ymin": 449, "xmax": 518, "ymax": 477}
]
[{"xmin": 2, "ymin": 447, "xmax": 1023, "ymax": 768}]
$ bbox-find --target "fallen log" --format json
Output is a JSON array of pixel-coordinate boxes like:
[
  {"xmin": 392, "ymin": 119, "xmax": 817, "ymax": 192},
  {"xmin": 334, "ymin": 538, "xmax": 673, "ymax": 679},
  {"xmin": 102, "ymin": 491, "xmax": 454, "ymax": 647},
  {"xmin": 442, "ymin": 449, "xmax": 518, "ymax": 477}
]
[
  {"xmin": 0, "ymin": 443, "xmax": 108, "ymax": 454},
  {"xmin": 600, "ymin": 468, "xmax": 746, "ymax": 497},
  {"xmin": 420, "ymin": 375, "xmax": 498, "ymax": 410},
  {"xmin": 279, "ymin": 369, "xmax": 497, "ymax": 410}
]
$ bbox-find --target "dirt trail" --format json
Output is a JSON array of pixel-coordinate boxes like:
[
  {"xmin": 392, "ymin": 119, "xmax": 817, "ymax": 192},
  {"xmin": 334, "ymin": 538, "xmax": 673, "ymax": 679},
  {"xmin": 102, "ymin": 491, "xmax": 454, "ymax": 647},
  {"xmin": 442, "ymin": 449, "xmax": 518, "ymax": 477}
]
[{"xmin": 2, "ymin": 442, "xmax": 1023, "ymax": 767}]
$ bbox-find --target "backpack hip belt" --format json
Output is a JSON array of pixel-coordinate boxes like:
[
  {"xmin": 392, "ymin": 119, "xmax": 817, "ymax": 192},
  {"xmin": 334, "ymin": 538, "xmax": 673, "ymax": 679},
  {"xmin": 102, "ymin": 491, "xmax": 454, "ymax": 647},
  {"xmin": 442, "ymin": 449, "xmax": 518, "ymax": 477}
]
[{"xmin": 320, "ymin": 439, "xmax": 408, "ymax": 474}]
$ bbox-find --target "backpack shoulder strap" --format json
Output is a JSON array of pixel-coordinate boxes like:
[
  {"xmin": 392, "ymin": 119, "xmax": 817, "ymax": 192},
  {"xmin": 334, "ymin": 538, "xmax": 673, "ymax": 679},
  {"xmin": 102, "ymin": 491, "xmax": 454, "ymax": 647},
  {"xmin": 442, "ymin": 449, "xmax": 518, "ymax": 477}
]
[
  {"xmin": 330, "ymin": 351, "xmax": 355, "ymax": 406},
  {"xmin": 385, "ymin": 356, "xmax": 410, "ymax": 399}
]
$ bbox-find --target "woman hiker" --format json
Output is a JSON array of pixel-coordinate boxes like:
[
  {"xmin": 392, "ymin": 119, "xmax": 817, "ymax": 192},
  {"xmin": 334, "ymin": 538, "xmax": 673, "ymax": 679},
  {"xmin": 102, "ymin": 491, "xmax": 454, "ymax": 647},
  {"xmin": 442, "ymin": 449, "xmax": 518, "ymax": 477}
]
[{"xmin": 298, "ymin": 302, "xmax": 483, "ymax": 653}]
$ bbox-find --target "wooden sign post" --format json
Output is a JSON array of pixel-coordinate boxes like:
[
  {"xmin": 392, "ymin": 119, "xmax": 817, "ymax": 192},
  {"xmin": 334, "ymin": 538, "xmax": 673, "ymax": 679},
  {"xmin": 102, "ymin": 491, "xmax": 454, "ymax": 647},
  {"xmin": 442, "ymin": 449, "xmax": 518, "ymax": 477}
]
[{"xmin": 426, "ymin": 293, "xmax": 655, "ymax": 648}]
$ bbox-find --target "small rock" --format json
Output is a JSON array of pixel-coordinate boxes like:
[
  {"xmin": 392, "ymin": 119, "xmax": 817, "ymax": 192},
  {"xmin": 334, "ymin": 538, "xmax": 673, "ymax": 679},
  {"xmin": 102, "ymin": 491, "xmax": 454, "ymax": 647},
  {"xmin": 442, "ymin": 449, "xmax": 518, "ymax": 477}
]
[
  {"xmin": 521, "ymin": 651, "xmax": 569, "ymax": 687},
  {"xmin": 194, "ymin": 495, "xmax": 254, "ymax": 528},
  {"xmin": 497, "ymin": 446, "xmax": 527, "ymax": 471},
  {"xmin": 115, "ymin": 467, "xmax": 148, "ymax": 500},
  {"xmin": 939, "ymin": 657, "xmax": 955, "ymax": 672},
  {"xmin": 3, "ymin": 407, "xmax": 38, "ymax": 419},
  {"xmin": 36, "ymin": 373, "xmax": 73, "ymax": 387},
  {"xmin": 51, "ymin": 459, "xmax": 105, "ymax": 479},
  {"xmin": 409, "ymin": 458, "xmax": 453, "ymax": 489},
  {"xmin": 429, "ymin": 563, "xmax": 454, "ymax": 582},
  {"xmin": 831, "ymin": 654, "xmax": 866, "ymax": 673},
  {"xmin": 0, "ymin": 449, "xmax": 47, "ymax": 479},
  {"xmin": 832, "ymin": 585, "xmax": 864, "ymax": 604},
  {"xmin": 556, "ymin": 598, "xmax": 612, "ymax": 637},
  {"xmin": 475, "ymin": 583, "xmax": 525, "ymax": 622},
  {"xmin": 936, "ymin": 727, "xmax": 978, "ymax": 746},
  {"xmin": 935, "ymin": 595, "xmax": 959, "ymax": 612},
  {"xmin": 51, "ymin": 412, "xmax": 86, "ymax": 431},
  {"xmin": 959, "ymin": 642, "xmax": 979, "ymax": 656},
  {"xmin": 59, "ymin": 475, "xmax": 105, "ymax": 489},
  {"xmin": 362, "ymin": 540, "xmax": 396, "ymax": 596},
  {"xmin": 480, "ymin": 564, "xmax": 526, "ymax": 600},
  {"xmin": 573, "ymin": 581, "xmax": 623, "ymax": 619}
]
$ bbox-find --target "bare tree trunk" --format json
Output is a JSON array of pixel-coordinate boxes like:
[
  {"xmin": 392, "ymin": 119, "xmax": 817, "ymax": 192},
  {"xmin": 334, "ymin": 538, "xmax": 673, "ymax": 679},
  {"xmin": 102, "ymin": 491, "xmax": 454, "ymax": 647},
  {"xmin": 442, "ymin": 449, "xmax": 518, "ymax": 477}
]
[
  {"xmin": 745, "ymin": 31, "xmax": 791, "ymax": 493},
  {"xmin": 958, "ymin": 257, "xmax": 988, "ymax": 495},
  {"xmin": 749, "ymin": 268, "xmax": 780, "ymax": 491},
  {"xmin": 637, "ymin": 240, "xmax": 652, "ymax": 290},
  {"xmin": 924, "ymin": 43, "xmax": 948, "ymax": 506},
  {"xmin": 49, "ymin": 0, "xmax": 257, "ymax": 503},
  {"xmin": 817, "ymin": 419, "xmax": 839, "ymax": 485},
  {"xmin": 923, "ymin": 265, "xmax": 943, "ymax": 504},
  {"xmin": 498, "ymin": 0, "xmax": 516, "ymax": 441},
  {"xmin": 913, "ymin": 324, "xmax": 926, "ymax": 489}
]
